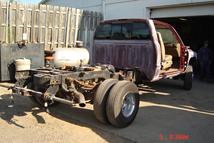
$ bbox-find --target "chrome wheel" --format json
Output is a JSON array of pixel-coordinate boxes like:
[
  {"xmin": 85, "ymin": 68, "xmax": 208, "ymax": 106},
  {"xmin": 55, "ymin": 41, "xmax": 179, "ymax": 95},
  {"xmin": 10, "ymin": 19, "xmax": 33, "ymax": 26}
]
[
  {"xmin": 122, "ymin": 93, "xmax": 136, "ymax": 118},
  {"xmin": 106, "ymin": 81, "xmax": 139, "ymax": 127}
]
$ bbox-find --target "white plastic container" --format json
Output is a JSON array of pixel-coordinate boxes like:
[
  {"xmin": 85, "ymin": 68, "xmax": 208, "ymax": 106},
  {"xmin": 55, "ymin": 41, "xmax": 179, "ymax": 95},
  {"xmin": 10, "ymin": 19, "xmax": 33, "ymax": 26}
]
[
  {"xmin": 54, "ymin": 48, "xmax": 89, "ymax": 68},
  {"xmin": 15, "ymin": 58, "xmax": 31, "ymax": 71}
]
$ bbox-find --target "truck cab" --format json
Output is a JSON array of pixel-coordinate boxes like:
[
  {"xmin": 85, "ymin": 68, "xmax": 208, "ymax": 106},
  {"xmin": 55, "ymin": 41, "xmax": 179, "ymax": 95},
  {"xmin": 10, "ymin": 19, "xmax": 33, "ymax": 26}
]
[{"xmin": 93, "ymin": 19, "xmax": 193, "ymax": 89}]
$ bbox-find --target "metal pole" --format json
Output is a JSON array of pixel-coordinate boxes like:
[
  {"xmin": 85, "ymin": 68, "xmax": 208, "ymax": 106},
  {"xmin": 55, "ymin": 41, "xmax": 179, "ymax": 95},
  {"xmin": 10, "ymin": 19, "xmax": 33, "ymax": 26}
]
[
  {"xmin": 0, "ymin": 83, "xmax": 43, "ymax": 96},
  {"xmin": 0, "ymin": 84, "xmax": 75, "ymax": 106},
  {"xmin": 50, "ymin": 96, "xmax": 74, "ymax": 106}
]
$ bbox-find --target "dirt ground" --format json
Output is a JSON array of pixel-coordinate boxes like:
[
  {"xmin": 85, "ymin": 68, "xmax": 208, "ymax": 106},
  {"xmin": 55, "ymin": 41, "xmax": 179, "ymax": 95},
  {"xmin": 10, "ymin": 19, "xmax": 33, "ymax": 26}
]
[{"xmin": 0, "ymin": 79, "xmax": 214, "ymax": 143}]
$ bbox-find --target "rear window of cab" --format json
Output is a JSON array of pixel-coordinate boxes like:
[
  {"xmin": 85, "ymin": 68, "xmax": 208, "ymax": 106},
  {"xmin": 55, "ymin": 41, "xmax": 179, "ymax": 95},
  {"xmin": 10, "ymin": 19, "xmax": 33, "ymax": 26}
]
[{"xmin": 95, "ymin": 22, "xmax": 151, "ymax": 40}]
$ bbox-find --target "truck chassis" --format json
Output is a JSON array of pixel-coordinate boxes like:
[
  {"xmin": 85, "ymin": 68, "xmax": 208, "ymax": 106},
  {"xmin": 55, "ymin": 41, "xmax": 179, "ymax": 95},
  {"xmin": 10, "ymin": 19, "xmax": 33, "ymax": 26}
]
[{"xmin": 3, "ymin": 65, "xmax": 140, "ymax": 128}]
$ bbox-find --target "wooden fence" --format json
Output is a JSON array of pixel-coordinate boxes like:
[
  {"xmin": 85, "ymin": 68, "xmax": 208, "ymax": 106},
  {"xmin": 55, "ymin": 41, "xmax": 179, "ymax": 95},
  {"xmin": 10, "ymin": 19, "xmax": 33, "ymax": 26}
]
[{"xmin": 0, "ymin": 2, "xmax": 103, "ymax": 50}]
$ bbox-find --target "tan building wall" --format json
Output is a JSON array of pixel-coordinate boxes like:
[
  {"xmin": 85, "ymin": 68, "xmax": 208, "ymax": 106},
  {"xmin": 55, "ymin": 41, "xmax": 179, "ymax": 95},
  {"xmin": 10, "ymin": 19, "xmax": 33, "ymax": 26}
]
[{"xmin": 41, "ymin": 0, "xmax": 214, "ymax": 19}]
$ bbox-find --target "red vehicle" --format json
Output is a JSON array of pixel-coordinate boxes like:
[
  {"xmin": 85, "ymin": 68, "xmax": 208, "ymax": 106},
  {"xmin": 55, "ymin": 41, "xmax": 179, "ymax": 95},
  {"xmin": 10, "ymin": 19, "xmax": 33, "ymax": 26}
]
[{"xmin": 93, "ymin": 19, "xmax": 194, "ymax": 89}]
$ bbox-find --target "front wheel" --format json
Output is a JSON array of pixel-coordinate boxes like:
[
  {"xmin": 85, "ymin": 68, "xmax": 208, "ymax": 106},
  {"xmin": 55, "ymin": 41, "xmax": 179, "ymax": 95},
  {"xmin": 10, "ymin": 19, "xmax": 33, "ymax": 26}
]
[
  {"xmin": 106, "ymin": 81, "xmax": 139, "ymax": 128},
  {"xmin": 183, "ymin": 66, "xmax": 193, "ymax": 90}
]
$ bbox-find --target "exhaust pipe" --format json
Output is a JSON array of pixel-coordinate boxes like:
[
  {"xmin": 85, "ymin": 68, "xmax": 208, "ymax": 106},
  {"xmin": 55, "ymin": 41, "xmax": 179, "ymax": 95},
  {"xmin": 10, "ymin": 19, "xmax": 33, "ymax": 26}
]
[
  {"xmin": 62, "ymin": 84, "xmax": 86, "ymax": 107},
  {"xmin": 72, "ymin": 90, "xmax": 86, "ymax": 107}
]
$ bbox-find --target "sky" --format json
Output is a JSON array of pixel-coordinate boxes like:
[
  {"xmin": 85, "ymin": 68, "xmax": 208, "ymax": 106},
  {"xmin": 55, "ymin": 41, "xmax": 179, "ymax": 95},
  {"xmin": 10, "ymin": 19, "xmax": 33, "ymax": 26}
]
[{"xmin": 19, "ymin": 0, "xmax": 41, "ymax": 4}]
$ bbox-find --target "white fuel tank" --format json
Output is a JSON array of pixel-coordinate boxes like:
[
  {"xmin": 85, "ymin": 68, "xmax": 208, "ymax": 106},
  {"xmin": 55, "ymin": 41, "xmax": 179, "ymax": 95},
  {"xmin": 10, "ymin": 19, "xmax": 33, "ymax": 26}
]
[{"xmin": 54, "ymin": 48, "xmax": 89, "ymax": 68}]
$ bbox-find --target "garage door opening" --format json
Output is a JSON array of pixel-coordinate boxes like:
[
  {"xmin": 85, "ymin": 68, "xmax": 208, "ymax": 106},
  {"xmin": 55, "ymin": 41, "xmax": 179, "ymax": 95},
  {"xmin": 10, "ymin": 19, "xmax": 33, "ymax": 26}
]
[{"xmin": 154, "ymin": 16, "xmax": 214, "ymax": 79}]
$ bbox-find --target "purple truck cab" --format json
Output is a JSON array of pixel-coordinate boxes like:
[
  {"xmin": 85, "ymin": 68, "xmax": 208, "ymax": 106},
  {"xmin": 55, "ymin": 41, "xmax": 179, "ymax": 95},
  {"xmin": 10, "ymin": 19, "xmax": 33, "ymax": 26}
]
[{"xmin": 93, "ymin": 19, "xmax": 193, "ymax": 90}]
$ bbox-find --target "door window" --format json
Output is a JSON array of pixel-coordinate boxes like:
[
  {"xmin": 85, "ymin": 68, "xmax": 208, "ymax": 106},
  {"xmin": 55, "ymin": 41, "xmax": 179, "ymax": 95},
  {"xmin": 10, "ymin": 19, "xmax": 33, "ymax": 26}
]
[{"xmin": 156, "ymin": 28, "xmax": 178, "ymax": 44}]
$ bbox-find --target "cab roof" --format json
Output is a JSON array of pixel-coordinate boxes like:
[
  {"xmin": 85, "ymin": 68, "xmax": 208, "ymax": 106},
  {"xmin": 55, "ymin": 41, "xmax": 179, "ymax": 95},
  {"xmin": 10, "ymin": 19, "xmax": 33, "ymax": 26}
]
[{"xmin": 100, "ymin": 18, "xmax": 171, "ymax": 27}]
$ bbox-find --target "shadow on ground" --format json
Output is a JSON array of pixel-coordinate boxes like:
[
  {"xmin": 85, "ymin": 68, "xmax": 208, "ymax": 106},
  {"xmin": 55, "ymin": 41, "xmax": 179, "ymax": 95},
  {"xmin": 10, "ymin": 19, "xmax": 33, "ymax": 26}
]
[
  {"xmin": 0, "ymin": 94, "xmax": 45, "ymax": 128},
  {"xmin": 0, "ymin": 94, "xmax": 133, "ymax": 143},
  {"xmin": 139, "ymin": 79, "xmax": 214, "ymax": 114},
  {"xmin": 0, "ymin": 79, "xmax": 214, "ymax": 143}
]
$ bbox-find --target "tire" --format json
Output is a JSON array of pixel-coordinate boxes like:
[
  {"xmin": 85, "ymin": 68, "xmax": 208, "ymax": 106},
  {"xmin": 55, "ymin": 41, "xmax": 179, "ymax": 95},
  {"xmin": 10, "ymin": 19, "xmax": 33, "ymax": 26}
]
[
  {"xmin": 106, "ymin": 81, "xmax": 139, "ymax": 128},
  {"xmin": 93, "ymin": 79, "xmax": 118, "ymax": 123},
  {"xmin": 183, "ymin": 66, "xmax": 193, "ymax": 90},
  {"xmin": 134, "ymin": 70, "xmax": 143, "ymax": 85},
  {"xmin": 184, "ymin": 72, "xmax": 192, "ymax": 90}
]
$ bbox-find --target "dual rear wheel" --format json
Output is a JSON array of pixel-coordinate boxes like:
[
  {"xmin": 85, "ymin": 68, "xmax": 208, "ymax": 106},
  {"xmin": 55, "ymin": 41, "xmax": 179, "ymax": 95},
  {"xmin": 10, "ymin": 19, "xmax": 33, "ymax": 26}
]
[{"xmin": 93, "ymin": 79, "xmax": 139, "ymax": 128}]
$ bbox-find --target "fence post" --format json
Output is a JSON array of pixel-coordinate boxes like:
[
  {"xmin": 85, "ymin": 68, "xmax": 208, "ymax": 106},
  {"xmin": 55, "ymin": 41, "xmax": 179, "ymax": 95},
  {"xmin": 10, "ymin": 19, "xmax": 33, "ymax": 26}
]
[
  {"xmin": 44, "ymin": 5, "xmax": 48, "ymax": 50},
  {"xmin": 0, "ymin": 3, "xmax": 2, "ymax": 42},
  {"xmin": 5, "ymin": 2, "xmax": 9, "ymax": 43},
  {"xmin": 65, "ymin": 8, "xmax": 71, "ymax": 48}
]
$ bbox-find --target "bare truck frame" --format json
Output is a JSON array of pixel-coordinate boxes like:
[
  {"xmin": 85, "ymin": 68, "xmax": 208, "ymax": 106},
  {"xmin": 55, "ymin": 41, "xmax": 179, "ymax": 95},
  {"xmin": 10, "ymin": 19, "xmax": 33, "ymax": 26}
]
[{"xmin": 1, "ymin": 65, "xmax": 140, "ymax": 128}]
